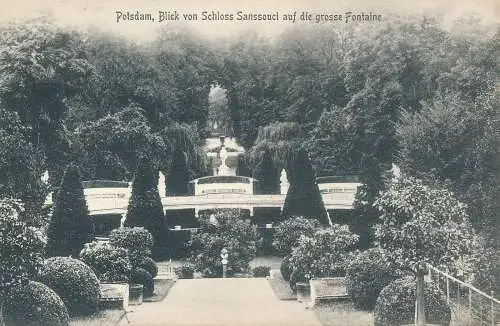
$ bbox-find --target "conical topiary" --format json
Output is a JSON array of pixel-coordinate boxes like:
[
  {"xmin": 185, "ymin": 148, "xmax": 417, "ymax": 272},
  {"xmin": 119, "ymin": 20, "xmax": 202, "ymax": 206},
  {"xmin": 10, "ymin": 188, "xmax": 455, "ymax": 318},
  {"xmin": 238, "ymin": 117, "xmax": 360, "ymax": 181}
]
[
  {"xmin": 46, "ymin": 164, "xmax": 94, "ymax": 257},
  {"xmin": 124, "ymin": 157, "xmax": 169, "ymax": 259},
  {"xmin": 282, "ymin": 148, "xmax": 329, "ymax": 225}
]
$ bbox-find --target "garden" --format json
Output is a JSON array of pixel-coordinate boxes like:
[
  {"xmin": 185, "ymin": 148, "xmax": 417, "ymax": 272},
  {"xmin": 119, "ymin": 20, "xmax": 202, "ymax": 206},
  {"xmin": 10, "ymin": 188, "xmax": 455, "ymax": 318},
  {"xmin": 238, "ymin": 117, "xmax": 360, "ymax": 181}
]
[{"xmin": 0, "ymin": 9, "xmax": 499, "ymax": 326}]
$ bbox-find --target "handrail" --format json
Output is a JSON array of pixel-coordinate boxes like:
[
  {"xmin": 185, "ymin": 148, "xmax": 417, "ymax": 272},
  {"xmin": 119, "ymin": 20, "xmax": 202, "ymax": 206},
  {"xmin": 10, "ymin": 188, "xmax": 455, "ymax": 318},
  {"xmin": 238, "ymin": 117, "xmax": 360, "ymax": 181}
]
[{"xmin": 426, "ymin": 263, "xmax": 500, "ymax": 305}]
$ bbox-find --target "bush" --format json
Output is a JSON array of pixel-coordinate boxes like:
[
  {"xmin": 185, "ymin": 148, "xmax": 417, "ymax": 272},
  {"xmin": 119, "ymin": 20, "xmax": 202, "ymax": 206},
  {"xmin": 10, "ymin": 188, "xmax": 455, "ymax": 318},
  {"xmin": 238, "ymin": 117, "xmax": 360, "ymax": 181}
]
[
  {"xmin": 289, "ymin": 269, "xmax": 308, "ymax": 292},
  {"xmin": 272, "ymin": 216, "xmax": 319, "ymax": 256},
  {"xmin": 109, "ymin": 227, "xmax": 153, "ymax": 256},
  {"xmin": 346, "ymin": 248, "xmax": 402, "ymax": 310},
  {"xmin": 137, "ymin": 256, "xmax": 158, "ymax": 278},
  {"xmin": 174, "ymin": 263, "xmax": 195, "ymax": 279},
  {"xmin": 374, "ymin": 277, "xmax": 451, "ymax": 326},
  {"xmin": 252, "ymin": 266, "xmax": 271, "ymax": 277},
  {"xmin": 38, "ymin": 257, "xmax": 100, "ymax": 316},
  {"xmin": 288, "ymin": 225, "xmax": 359, "ymax": 291},
  {"xmin": 280, "ymin": 256, "xmax": 293, "ymax": 281},
  {"xmin": 79, "ymin": 241, "xmax": 131, "ymax": 283},
  {"xmin": 130, "ymin": 267, "xmax": 154, "ymax": 298},
  {"xmin": 3, "ymin": 281, "xmax": 70, "ymax": 326},
  {"xmin": 0, "ymin": 199, "xmax": 44, "ymax": 297},
  {"xmin": 189, "ymin": 210, "xmax": 261, "ymax": 277}
]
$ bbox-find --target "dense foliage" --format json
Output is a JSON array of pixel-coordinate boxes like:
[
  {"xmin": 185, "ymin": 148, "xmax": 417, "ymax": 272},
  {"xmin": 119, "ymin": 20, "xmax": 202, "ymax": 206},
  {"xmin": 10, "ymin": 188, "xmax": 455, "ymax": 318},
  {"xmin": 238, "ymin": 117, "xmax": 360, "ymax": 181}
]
[
  {"xmin": 108, "ymin": 227, "xmax": 158, "ymax": 282},
  {"xmin": 3, "ymin": 281, "xmax": 70, "ymax": 326},
  {"xmin": 189, "ymin": 210, "xmax": 261, "ymax": 277},
  {"xmin": 345, "ymin": 248, "xmax": 402, "ymax": 310},
  {"xmin": 137, "ymin": 256, "xmax": 158, "ymax": 279},
  {"xmin": 374, "ymin": 175, "xmax": 475, "ymax": 275},
  {"xmin": 272, "ymin": 217, "xmax": 319, "ymax": 256},
  {"xmin": 130, "ymin": 267, "xmax": 154, "ymax": 298},
  {"xmin": 38, "ymin": 257, "xmax": 100, "ymax": 316},
  {"xmin": 124, "ymin": 158, "xmax": 169, "ymax": 258},
  {"xmin": 174, "ymin": 263, "xmax": 195, "ymax": 279},
  {"xmin": 288, "ymin": 225, "xmax": 359, "ymax": 290},
  {"xmin": 252, "ymin": 149, "xmax": 280, "ymax": 194},
  {"xmin": 166, "ymin": 148, "xmax": 190, "ymax": 196},
  {"xmin": 79, "ymin": 241, "xmax": 132, "ymax": 283},
  {"xmin": 46, "ymin": 164, "xmax": 94, "ymax": 258},
  {"xmin": 374, "ymin": 277, "xmax": 451, "ymax": 326},
  {"xmin": 0, "ymin": 199, "xmax": 44, "ymax": 297},
  {"xmin": 282, "ymin": 149, "xmax": 328, "ymax": 224}
]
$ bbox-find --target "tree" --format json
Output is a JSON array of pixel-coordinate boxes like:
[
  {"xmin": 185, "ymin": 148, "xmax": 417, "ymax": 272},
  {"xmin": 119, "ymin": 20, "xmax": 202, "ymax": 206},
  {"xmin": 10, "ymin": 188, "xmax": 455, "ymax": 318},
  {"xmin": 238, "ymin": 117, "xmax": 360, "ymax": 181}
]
[
  {"xmin": 189, "ymin": 209, "xmax": 261, "ymax": 277},
  {"xmin": 0, "ymin": 109, "xmax": 49, "ymax": 226},
  {"xmin": 395, "ymin": 92, "xmax": 500, "ymax": 244},
  {"xmin": 74, "ymin": 106, "xmax": 168, "ymax": 181},
  {"xmin": 46, "ymin": 164, "xmax": 94, "ymax": 257},
  {"xmin": 252, "ymin": 150, "xmax": 279, "ymax": 194},
  {"xmin": 166, "ymin": 148, "xmax": 189, "ymax": 196},
  {"xmin": 0, "ymin": 199, "xmax": 44, "ymax": 298},
  {"xmin": 282, "ymin": 149, "xmax": 329, "ymax": 224},
  {"xmin": 374, "ymin": 175, "xmax": 476, "ymax": 276},
  {"xmin": 124, "ymin": 158, "xmax": 168, "ymax": 259}
]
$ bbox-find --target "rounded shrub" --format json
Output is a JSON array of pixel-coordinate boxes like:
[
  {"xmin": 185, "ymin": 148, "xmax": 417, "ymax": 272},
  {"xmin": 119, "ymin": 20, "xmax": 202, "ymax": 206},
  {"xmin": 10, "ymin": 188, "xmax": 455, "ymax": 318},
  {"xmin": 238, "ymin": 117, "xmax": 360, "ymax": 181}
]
[
  {"xmin": 252, "ymin": 266, "xmax": 270, "ymax": 278},
  {"xmin": 79, "ymin": 241, "xmax": 131, "ymax": 283},
  {"xmin": 374, "ymin": 277, "xmax": 451, "ymax": 326},
  {"xmin": 137, "ymin": 256, "xmax": 158, "ymax": 278},
  {"xmin": 109, "ymin": 227, "xmax": 153, "ymax": 257},
  {"xmin": 346, "ymin": 248, "xmax": 401, "ymax": 310},
  {"xmin": 174, "ymin": 263, "xmax": 195, "ymax": 279},
  {"xmin": 130, "ymin": 267, "xmax": 154, "ymax": 298},
  {"xmin": 280, "ymin": 256, "xmax": 293, "ymax": 281},
  {"xmin": 38, "ymin": 257, "xmax": 100, "ymax": 316},
  {"xmin": 289, "ymin": 269, "xmax": 308, "ymax": 292},
  {"xmin": 272, "ymin": 217, "xmax": 319, "ymax": 256},
  {"xmin": 3, "ymin": 281, "xmax": 70, "ymax": 326}
]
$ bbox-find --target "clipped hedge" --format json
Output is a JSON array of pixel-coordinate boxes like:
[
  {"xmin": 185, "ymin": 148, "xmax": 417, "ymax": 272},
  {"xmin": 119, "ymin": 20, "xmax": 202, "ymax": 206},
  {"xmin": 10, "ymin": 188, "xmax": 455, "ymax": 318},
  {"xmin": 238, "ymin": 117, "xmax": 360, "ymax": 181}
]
[
  {"xmin": 131, "ymin": 267, "xmax": 154, "ymax": 298},
  {"xmin": 79, "ymin": 241, "xmax": 131, "ymax": 283},
  {"xmin": 38, "ymin": 257, "xmax": 100, "ymax": 317},
  {"xmin": 3, "ymin": 281, "xmax": 70, "ymax": 326},
  {"xmin": 138, "ymin": 256, "xmax": 158, "ymax": 278},
  {"xmin": 252, "ymin": 266, "xmax": 271, "ymax": 278},
  {"xmin": 346, "ymin": 248, "xmax": 401, "ymax": 310},
  {"xmin": 174, "ymin": 263, "xmax": 195, "ymax": 279},
  {"xmin": 374, "ymin": 277, "xmax": 451, "ymax": 326}
]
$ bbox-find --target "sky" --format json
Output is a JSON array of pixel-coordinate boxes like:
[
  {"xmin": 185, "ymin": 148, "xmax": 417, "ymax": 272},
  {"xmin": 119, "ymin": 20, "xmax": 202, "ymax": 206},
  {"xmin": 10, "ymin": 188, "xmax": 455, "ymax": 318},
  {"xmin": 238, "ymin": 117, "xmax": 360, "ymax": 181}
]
[{"xmin": 0, "ymin": 0, "xmax": 498, "ymax": 41}]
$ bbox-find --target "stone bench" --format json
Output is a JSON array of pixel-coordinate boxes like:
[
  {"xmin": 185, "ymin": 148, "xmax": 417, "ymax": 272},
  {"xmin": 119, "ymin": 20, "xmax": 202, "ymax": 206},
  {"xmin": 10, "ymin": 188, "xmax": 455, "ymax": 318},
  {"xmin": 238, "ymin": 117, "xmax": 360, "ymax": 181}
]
[
  {"xmin": 100, "ymin": 283, "xmax": 129, "ymax": 310},
  {"xmin": 309, "ymin": 277, "xmax": 349, "ymax": 306}
]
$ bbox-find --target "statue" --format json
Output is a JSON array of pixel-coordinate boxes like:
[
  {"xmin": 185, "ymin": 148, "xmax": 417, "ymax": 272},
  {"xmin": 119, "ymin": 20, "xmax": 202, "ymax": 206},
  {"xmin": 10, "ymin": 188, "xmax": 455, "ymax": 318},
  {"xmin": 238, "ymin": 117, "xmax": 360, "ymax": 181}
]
[
  {"xmin": 280, "ymin": 169, "xmax": 289, "ymax": 195},
  {"xmin": 158, "ymin": 171, "xmax": 166, "ymax": 197},
  {"xmin": 220, "ymin": 248, "xmax": 229, "ymax": 278},
  {"xmin": 218, "ymin": 145, "xmax": 232, "ymax": 176}
]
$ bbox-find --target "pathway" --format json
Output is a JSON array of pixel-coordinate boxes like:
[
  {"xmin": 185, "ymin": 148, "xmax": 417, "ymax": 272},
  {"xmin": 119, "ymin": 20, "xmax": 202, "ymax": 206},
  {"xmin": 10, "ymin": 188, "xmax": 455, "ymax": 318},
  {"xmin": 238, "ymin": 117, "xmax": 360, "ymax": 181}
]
[{"xmin": 121, "ymin": 278, "xmax": 321, "ymax": 326}]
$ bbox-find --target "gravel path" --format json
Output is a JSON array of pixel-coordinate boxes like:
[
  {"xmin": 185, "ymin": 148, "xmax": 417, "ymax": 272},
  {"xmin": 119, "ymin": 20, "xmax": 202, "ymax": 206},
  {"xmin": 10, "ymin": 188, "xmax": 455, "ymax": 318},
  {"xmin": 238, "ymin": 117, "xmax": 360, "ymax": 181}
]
[{"xmin": 121, "ymin": 278, "xmax": 321, "ymax": 326}]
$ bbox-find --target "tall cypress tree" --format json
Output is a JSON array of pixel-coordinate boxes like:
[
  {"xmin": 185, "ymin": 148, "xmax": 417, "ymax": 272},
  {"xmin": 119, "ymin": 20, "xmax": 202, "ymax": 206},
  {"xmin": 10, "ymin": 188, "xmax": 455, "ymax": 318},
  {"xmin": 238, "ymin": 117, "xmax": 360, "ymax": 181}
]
[
  {"xmin": 252, "ymin": 150, "xmax": 280, "ymax": 194},
  {"xmin": 166, "ymin": 148, "xmax": 189, "ymax": 196},
  {"xmin": 46, "ymin": 164, "xmax": 94, "ymax": 257},
  {"xmin": 282, "ymin": 148, "xmax": 329, "ymax": 225},
  {"xmin": 125, "ymin": 157, "xmax": 168, "ymax": 258}
]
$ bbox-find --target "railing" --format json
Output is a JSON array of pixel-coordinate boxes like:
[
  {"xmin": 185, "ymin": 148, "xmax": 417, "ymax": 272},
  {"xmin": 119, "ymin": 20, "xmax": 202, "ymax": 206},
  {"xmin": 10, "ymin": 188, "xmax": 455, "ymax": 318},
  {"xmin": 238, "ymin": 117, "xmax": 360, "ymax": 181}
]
[{"xmin": 426, "ymin": 264, "xmax": 500, "ymax": 326}]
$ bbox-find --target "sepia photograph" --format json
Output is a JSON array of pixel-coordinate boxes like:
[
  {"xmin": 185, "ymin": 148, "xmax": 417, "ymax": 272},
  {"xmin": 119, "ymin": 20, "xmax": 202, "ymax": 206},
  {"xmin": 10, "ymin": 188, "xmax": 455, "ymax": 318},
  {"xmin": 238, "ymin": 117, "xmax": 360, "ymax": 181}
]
[{"xmin": 0, "ymin": 0, "xmax": 498, "ymax": 325}]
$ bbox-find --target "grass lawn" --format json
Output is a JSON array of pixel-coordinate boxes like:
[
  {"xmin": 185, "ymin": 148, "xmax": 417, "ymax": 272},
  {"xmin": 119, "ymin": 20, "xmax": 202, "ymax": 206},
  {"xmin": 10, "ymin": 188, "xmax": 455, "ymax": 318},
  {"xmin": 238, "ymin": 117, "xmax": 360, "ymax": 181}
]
[
  {"xmin": 70, "ymin": 310, "xmax": 125, "ymax": 326},
  {"xmin": 267, "ymin": 269, "xmax": 296, "ymax": 301},
  {"xmin": 313, "ymin": 301, "xmax": 373, "ymax": 326}
]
